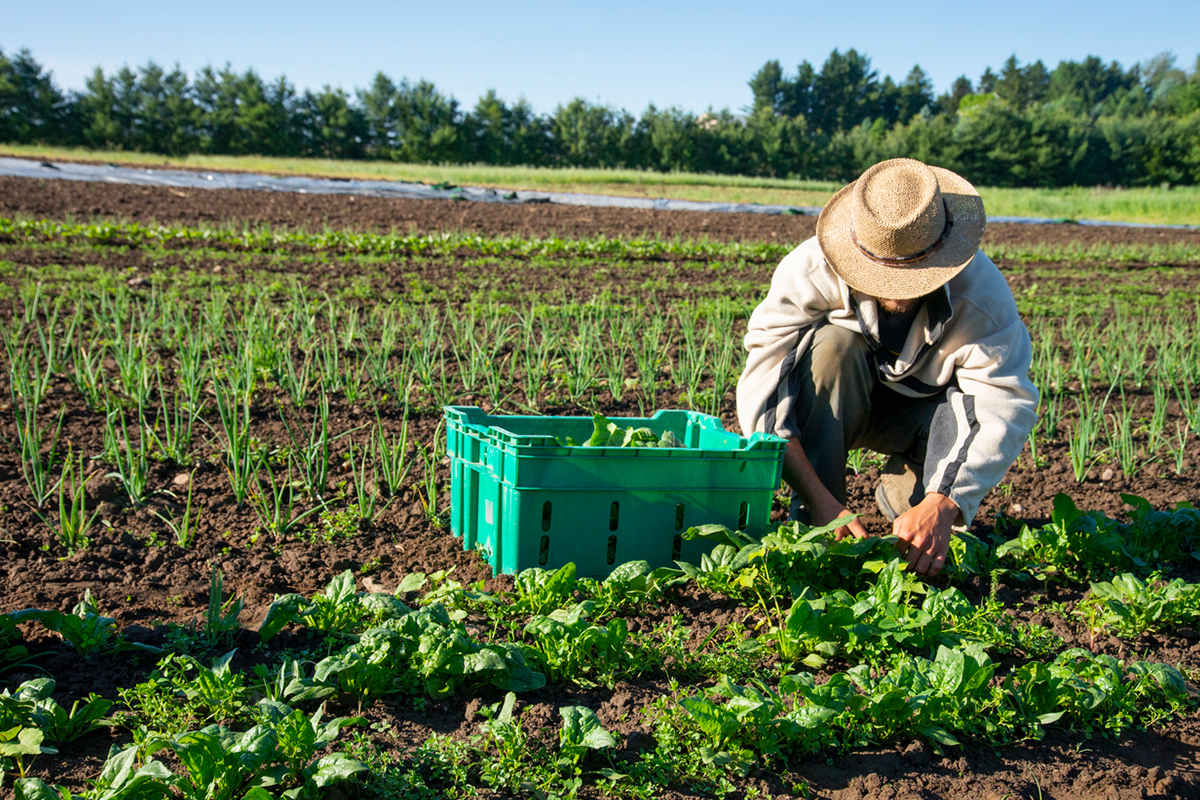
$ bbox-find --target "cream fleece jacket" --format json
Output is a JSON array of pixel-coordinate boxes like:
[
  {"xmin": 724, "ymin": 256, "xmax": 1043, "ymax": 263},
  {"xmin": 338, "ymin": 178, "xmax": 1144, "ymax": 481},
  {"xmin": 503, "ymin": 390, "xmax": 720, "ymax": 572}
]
[{"xmin": 736, "ymin": 236, "xmax": 1038, "ymax": 525}]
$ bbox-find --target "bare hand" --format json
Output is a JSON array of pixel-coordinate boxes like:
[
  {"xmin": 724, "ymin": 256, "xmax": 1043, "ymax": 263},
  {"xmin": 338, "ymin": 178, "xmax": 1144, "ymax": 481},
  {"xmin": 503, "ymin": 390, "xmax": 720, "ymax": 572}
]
[
  {"xmin": 780, "ymin": 437, "xmax": 868, "ymax": 540},
  {"xmin": 892, "ymin": 493, "xmax": 959, "ymax": 577},
  {"xmin": 809, "ymin": 494, "xmax": 869, "ymax": 541}
]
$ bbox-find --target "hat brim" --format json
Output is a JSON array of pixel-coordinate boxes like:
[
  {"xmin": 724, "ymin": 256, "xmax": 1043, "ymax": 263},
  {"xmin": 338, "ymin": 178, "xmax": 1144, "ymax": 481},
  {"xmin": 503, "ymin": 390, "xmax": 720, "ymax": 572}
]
[{"xmin": 816, "ymin": 166, "xmax": 986, "ymax": 300}]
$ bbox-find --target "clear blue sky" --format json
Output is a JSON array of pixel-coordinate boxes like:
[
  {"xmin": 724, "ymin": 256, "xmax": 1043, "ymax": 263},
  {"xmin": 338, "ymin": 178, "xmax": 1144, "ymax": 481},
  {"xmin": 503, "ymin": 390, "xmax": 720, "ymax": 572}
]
[{"xmin": 5, "ymin": 0, "xmax": 1198, "ymax": 114}]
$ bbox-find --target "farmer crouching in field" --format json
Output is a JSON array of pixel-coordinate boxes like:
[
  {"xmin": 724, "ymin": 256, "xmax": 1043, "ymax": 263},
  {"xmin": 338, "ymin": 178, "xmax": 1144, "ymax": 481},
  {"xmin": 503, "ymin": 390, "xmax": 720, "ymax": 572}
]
[{"xmin": 737, "ymin": 158, "xmax": 1038, "ymax": 578}]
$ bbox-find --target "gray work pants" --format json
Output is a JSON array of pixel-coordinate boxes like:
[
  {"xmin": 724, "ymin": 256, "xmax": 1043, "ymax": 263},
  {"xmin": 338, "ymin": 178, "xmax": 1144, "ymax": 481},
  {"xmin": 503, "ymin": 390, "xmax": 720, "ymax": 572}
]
[{"xmin": 793, "ymin": 324, "xmax": 947, "ymax": 513}]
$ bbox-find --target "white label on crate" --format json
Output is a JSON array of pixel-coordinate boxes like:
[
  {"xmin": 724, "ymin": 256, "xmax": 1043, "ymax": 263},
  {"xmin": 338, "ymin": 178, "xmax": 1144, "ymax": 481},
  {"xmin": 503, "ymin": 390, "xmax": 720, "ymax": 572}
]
[{"xmin": 485, "ymin": 499, "xmax": 494, "ymax": 525}]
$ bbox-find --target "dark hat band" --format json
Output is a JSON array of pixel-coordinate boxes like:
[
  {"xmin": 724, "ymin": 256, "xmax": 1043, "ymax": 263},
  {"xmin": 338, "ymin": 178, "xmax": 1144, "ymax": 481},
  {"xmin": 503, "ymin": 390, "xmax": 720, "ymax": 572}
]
[{"xmin": 849, "ymin": 200, "xmax": 955, "ymax": 267}]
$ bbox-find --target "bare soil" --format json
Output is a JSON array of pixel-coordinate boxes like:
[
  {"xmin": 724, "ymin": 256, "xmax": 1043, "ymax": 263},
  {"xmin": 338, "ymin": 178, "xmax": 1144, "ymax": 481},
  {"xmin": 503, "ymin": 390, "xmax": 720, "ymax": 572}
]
[
  {"xmin": 4, "ymin": 174, "xmax": 1200, "ymax": 247},
  {"xmin": 1, "ymin": 176, "xmax": 1198, "ymax": 800}
]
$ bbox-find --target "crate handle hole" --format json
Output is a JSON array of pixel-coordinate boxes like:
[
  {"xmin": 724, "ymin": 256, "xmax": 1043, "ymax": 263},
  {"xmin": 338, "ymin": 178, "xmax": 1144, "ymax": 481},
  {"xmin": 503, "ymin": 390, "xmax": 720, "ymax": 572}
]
[
  {"xmin": 609, "ymin": 501, "xmax": 620, "ymax": 531},
  {"xmin": 672, "ymin": 533, "xmax": 682, "ymax": 561},
  {"xmin": 737, "ymin": 501, "xmax": 749, "ymax": 531},
  {"xmin": 539, "ymin": 535, "xmax": 549, "ymax": 566},
  {"xmin": 674, "ymin": 503, "xmax": 685, "ymax": 531},
  {"xmin": 541, "ymin": 501, "xmax": 552, "ymax": 532},
  {"xmin": 607, "ymin": 534, "xmax": 617, "ymax": 565}
]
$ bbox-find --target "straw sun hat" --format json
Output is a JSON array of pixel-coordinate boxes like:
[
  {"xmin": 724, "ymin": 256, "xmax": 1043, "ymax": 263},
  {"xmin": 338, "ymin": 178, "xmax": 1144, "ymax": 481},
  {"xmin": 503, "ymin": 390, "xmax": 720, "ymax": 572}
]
[{"xmin": 816, "ymin": 158, "xmax": 986, "ymax": 301}]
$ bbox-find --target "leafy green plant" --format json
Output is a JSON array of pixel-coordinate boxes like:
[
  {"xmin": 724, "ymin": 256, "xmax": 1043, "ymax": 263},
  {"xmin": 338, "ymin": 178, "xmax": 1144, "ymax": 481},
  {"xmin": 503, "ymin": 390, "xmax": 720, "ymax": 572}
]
[
  {"xmin": 15, "ymin": 745, "xmax": 171, "ymax": 800},
  {"xmin": 153, "ymin": 650, "xmax": 252, "ymax": 726},
  {"xmin": 473, "ymin": 692, "xmax": 551, "ymax": 795},
  {"xmin": 996, "ymin": 494, "xmax": 1200, "ymax": 580},
  {"xmin": 576, "ymin": 560, "xmax": 675, "ymax": 616},
  {"xmin": 251, "ymin": 700, "xmax": 367, "ymax": 795},
  {"xmin": 509, "ymin": 563, "xmax": 579, "ymax": 617},
  {"xmin": 1080, "ymin": 573, "xmax": 1200, "ymax": 639},
  {"xmin": 9, "ymin": 592, "xmax": 159, "ymax": 657},
  {"xmin": 0, "ymin": 616, "xmax": 39, "ymax": 676},
  {"xmin": 522, "ymin": 602, "xmax": 635, "ymax": 687},
  {"xmin": 265, "ymin": 593, "xmax": 545, "ymax": 704},
  {"xmin": 995, "ymin": 493, "xmax": 1129, "ymax": 580},
  {"xmin": 259, "ymin": 570, "xmax": 404, "ymax": 642},
  {"xmin": 559, "ymin": 413, "xmax": 683, "ymax": 448},
  {"xmin": 0, "ymin": 678, "xmax": 114, "ymax": 744},
  {"xmin": 156, "ymin": 721, "xmax": 363, "ymax": 800},
  {"xmin": 556, "ymin": 705, "xmax": 618, "ymax": 768},
  {"xmin": 1, "ymin": 726, "xmax": 57, "ymax": 781},
  {"xmin": 679, "ymin": 675, "xmax": 802, "ymax": 774}
]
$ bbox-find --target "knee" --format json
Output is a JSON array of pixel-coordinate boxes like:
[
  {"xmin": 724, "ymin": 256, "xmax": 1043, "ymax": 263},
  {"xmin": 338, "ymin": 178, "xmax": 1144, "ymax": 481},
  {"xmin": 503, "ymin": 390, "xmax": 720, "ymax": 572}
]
[{"xmin": 806, "ymin": 325, "xmax": 872, "ymax": 400}]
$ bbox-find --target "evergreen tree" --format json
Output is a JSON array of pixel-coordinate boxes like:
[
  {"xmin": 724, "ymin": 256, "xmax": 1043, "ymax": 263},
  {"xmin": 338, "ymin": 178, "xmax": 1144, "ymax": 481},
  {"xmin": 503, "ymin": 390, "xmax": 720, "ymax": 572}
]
[
  {"xmin": 811, "ymin": 48, "xmax": 879, "ymax": 132},
  {"xmin": 193, "ymin": 66, "xmax": 295, "ymax": 155},
  {"xmin": 0, "ymin": 47, "xmax": 71, "ymax": 144},
  {"xmin": 897, "ymin": 66, "xmax": 934, "ymax": 123},
  {"xmin": 296, "ymin": 86, "xmax": 366, "ymax": 159},
  {"xmin": 748, "ymin": 60, "xmax": 786, "ymax": 115},
  {"xmin": 1047, "ymin": 55, "xmax": 1138, "ymax": 113},
  {"xmin": 641, "ymin": 105, "xmax": 697, "ymax": 172},
  {"xmin": 936, "ymin": 76, "xmax": 974, "ymax": 115},
  {"xmin": 978, "ymin": 67, "xmax": 998, "ymax": 93},
  {"xmin": 995, "ymin": 55, "xmax": 1050, "ymax": 108},
  {"xmin": 78, "ymin": 66, "xmax": 139, "ymax": 149},
  {"xmin": 132, "ymin": 62, "xmax": 197, "ymax": 155},
  {"xmin": 550, "ymin": 98, "xmax": 635, "ymax": 167},
  {"xmin": 466, "ymin": 90, "xmax": 549, "ymax": 166},
  {"xmin": 2, "ymin": 44, "xmax": 1199, "ymax": 187}
]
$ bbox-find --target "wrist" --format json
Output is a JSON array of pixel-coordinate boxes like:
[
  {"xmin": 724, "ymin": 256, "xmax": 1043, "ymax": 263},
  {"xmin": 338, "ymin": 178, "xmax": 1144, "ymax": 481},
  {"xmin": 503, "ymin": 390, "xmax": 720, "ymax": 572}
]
[{"xmin": 922, "ymin": 492, "xmax": 960, "ymax": 525}]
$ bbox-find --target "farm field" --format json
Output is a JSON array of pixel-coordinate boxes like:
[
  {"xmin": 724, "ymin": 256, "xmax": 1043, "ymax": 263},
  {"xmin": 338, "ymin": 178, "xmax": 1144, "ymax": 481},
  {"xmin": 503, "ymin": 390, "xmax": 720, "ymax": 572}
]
[
  {"xmin": 4, "ymin": 146, "xmax": 1200, "ymax": 226},
  {"xmin": 0, "ymin": 177, "xmax": 1199, "ymax": 799}
]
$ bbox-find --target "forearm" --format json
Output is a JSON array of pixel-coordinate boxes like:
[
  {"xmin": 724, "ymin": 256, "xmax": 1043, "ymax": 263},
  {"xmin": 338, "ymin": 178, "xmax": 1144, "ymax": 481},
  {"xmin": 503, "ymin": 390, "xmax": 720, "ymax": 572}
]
[
  {"xmin": 782, "ymin": 437, "xmax": 864, "ymax": 536},
  {"xmin": 782, "ymin": 437, "xmax": 833, "ymax": 509}
]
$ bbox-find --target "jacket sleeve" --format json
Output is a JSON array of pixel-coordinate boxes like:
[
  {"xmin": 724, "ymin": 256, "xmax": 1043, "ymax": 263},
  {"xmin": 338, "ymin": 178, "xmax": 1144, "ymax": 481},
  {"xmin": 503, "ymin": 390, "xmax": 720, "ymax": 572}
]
[
  {"xmin": 921, "ymin": 276, "xmax": 1039, "ymax": 526},
  {"xmin": 736, "ymin": 238, "xmax": 843, "ymax": 439}
]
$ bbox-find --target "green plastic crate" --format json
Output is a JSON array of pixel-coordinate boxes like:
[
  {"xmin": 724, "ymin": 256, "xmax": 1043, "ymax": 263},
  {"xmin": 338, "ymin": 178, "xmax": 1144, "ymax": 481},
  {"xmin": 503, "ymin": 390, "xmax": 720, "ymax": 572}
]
[{"xmin": 444, "ymin": 406, "xmax": 787, "ymax": 578}]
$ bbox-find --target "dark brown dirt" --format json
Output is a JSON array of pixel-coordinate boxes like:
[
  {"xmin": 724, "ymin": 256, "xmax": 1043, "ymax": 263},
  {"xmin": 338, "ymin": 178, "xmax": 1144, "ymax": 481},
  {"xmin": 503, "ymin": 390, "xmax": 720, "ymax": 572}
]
[
  {"xmin": 2, "ymin": 173, "xmax": 1199, "ymax": 248},
  {"xmin": 1, "ymin": 175, "xmax": 1198, "ymax": 800}
]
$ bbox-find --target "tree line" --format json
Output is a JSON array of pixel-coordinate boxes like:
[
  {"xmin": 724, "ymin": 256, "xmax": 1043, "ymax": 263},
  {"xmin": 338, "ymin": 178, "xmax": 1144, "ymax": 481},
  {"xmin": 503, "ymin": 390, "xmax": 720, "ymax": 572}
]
[{"xmin": 2, "ymin": 45, "xmax": 1199, "ymax": 187}]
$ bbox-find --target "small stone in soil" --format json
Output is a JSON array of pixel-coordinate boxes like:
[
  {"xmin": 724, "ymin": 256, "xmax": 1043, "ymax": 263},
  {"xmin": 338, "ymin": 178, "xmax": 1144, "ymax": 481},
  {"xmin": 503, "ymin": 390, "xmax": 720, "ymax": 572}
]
[{"xmin": 1101, "ymin": 467, "xmax": 1115, "ymax": 481}]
